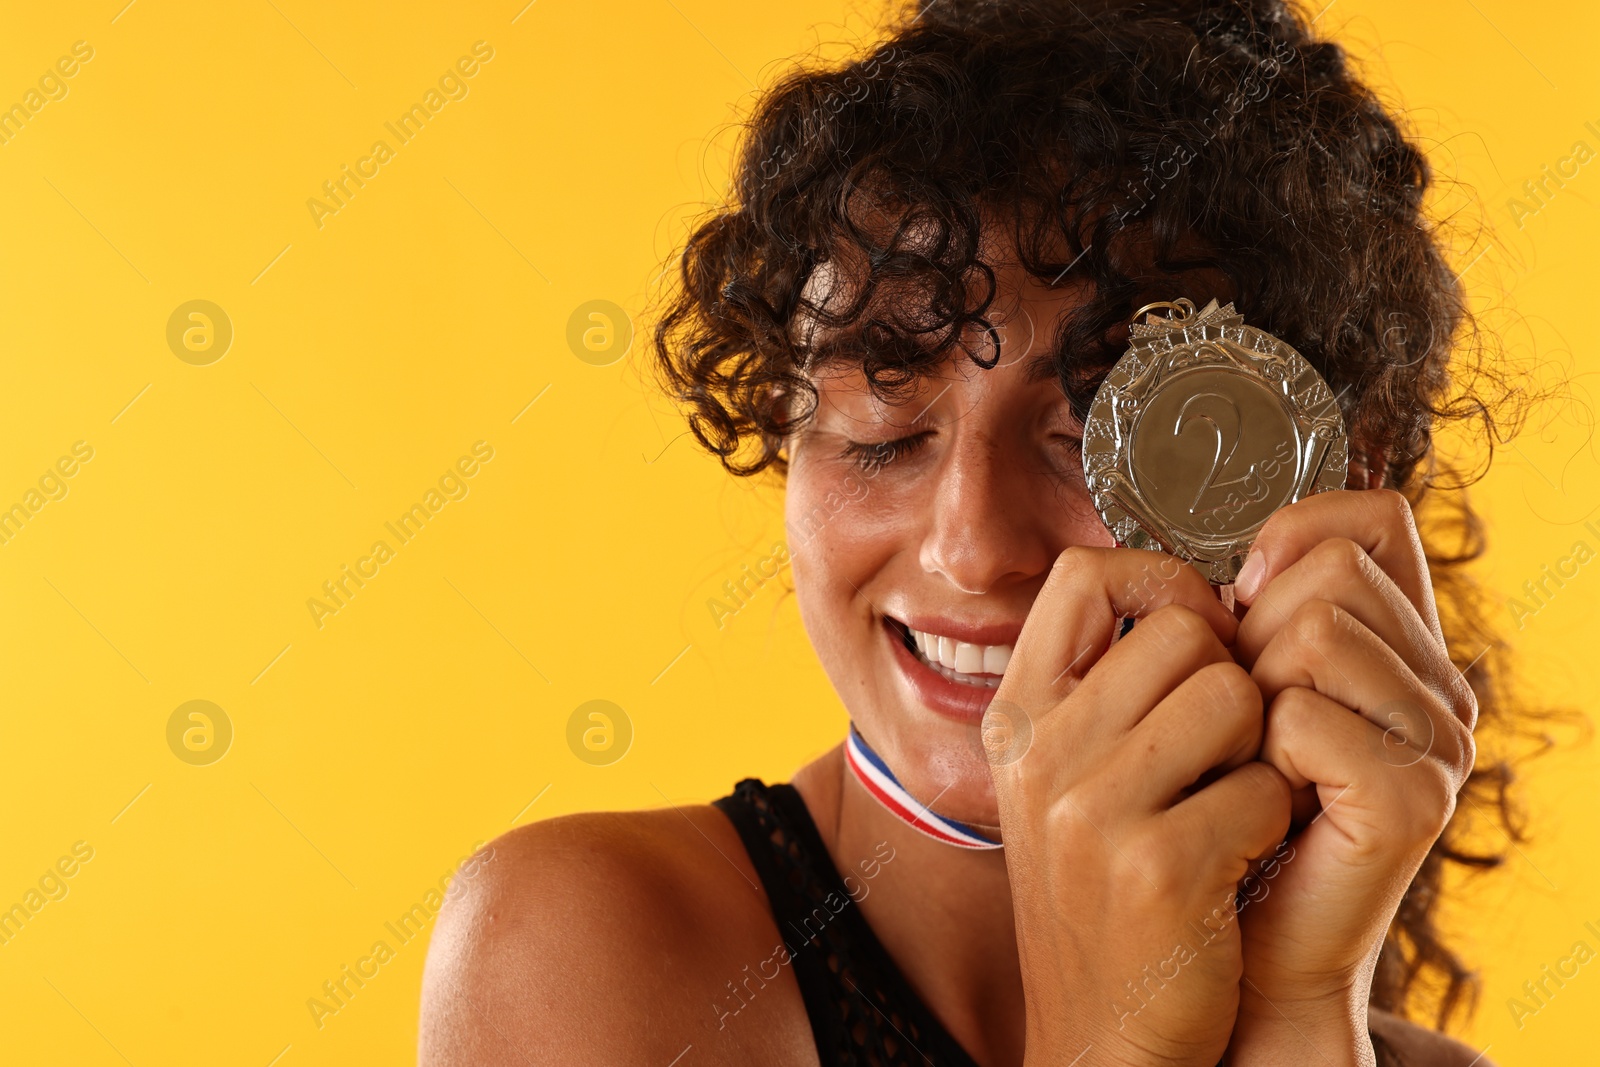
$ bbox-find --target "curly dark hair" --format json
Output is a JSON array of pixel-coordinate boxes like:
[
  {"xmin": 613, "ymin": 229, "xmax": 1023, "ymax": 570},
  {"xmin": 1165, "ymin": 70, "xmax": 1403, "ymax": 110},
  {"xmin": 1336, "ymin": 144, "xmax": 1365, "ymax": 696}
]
[{"xmin": 653, "ymin": 0, "xmax": 1555, "ymax": 1032}]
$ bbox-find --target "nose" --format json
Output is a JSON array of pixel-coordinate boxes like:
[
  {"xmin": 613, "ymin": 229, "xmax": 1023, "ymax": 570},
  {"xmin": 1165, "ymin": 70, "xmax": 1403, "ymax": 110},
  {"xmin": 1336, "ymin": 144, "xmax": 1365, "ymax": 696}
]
[{"xmin": 918, "ymin": 427, "xmax": 1061, "ymax": 594}]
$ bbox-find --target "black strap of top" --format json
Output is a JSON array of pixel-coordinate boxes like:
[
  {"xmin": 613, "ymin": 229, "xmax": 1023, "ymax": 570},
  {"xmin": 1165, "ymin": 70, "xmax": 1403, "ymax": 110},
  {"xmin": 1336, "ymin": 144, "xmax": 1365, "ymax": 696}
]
[
  {"xmin": 714, "ymin": 777, "xmax": 1406, "ymax": 1067},
  {"xmin": 714, "ymin": 778, "xmax": 981, "ymax": 1067}
]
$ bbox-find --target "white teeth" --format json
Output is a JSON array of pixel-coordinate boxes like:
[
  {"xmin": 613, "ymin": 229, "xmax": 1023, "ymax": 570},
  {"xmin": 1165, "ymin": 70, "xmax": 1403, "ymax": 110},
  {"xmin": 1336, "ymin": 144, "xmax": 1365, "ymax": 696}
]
[
  {"xmin": 903, "ymin": 624, "xmax": 1014, "ymax": 683},
  {"xmin": 925, "ymin": 659, "xmax": 1002, "ymax": 688}
]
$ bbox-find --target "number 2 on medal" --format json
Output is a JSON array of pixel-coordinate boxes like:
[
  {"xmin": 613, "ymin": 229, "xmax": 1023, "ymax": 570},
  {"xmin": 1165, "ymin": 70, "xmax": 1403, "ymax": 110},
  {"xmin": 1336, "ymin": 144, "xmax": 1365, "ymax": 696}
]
[{"xmin": 1173, "ymin": 392, "xmax": 1264, "ymax": 515}]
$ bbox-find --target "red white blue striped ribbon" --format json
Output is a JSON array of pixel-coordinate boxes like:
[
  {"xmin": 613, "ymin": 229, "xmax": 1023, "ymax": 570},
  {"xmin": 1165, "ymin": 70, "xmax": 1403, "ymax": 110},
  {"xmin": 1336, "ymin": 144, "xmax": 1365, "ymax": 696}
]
[{"xmin": 845, "ymin": 724, "xmax": 1003, "ymax": 850}]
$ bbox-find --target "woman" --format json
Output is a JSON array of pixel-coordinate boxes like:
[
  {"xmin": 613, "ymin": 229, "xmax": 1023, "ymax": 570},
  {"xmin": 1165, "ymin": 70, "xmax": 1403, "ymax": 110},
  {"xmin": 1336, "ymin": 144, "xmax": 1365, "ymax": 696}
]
[{"xmin": 420, "ymin": 1, "xmax": 1524, "ymax": 1063}]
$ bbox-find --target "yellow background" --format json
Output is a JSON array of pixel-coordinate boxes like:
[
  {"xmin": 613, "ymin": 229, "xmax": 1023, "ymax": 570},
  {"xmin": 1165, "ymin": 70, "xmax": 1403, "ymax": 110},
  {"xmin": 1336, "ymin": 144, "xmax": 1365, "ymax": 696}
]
[{"xmin": 0, "ymin": 1, "xmax": 1594, "ymax": 1063}]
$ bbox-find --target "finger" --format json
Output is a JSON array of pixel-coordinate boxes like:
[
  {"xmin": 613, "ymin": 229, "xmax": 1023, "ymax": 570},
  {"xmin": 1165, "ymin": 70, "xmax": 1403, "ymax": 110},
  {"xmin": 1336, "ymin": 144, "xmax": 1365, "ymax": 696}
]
[
  {"xmin": 1258, "ymin": 686, "xmax": 1459, "ymax": 853},
  {"xmin": 1058, "ymin": 605, "xmax": 1236, "ymax": 746},
  {"xmin": 1118, "ymin": 661, "xmax": 1265, "ymax": 808},
  {"xmin": 1001, "ymin": 546, "xmax": 1236, "ymax": 712},
  {"xmin": 1160, "ymin": 761, "xmax": 1293, "ymax": 881},
  {"xmin": 1233, "ymin": 489, "xmax": 1440, "ymax": 641},
  {"xmin": 1250, "ymin": 599, "xmax": 1473, "ymax": 784},
  {"xmin": 1233, "ymin": 537, "xmax": 1470, "ymax": 725}
]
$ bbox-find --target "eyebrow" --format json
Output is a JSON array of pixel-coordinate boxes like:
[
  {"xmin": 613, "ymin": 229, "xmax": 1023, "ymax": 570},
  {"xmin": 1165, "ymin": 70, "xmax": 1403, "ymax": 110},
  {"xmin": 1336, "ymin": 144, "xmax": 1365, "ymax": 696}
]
[
  {"xmin": 1018, "ymin": 309, "xmax": 1131, "ymax": 386},
  {"xmin": 1023, "ymin": 346, "xmax": 1062, "ymax": 383}
]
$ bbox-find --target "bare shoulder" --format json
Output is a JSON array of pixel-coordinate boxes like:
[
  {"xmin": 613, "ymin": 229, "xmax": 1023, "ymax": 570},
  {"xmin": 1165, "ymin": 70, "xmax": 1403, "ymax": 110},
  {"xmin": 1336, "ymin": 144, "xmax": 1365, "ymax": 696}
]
[
  {"xmin": 418, "ymin": 804, "xmax": 817, "ymax": 1067},
  {"xmin": 1368, "ymin": 1008, "xmax": 1495, "ymax": 1067}
]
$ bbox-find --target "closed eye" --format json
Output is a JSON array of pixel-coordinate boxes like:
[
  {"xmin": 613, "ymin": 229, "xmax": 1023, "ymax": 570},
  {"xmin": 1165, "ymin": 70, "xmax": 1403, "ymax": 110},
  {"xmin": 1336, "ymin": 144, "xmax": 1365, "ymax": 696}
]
[
  {"xmin": 1053, "ymin": 433, "xmax": 1084, "ymax": 457},
  {"xmin": 839, "ymin": 432, "xmax": 933, "ymax": 473}
]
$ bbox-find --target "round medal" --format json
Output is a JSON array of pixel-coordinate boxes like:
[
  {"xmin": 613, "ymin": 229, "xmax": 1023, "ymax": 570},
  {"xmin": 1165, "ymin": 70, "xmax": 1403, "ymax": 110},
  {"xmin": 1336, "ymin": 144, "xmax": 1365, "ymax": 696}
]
[{"xmin": 1081, "ymin": 298, "xmax": 1349, "ymax": 585}]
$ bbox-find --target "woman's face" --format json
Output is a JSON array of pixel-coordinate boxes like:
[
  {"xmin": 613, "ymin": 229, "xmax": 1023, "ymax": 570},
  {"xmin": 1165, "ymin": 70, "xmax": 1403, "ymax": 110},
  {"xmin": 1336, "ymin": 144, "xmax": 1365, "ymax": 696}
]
[{"xmin": 785, "ymin": 248, "xmax": 1118, "ymax": 828}]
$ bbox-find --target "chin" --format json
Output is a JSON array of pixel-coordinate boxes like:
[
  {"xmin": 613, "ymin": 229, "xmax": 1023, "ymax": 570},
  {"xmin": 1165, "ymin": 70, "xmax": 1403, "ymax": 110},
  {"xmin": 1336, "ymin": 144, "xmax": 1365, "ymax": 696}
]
[
  {"xmin": 848, "ymin": 680, "xmax": 1005, "ymax": 831},
  {"xmin": 889, "ymin": 725, "xmax": 1003, "ymax": 830},
  {"xmin": 800, "ymin": 577, "xmax": 1016, "ymax": 831}
]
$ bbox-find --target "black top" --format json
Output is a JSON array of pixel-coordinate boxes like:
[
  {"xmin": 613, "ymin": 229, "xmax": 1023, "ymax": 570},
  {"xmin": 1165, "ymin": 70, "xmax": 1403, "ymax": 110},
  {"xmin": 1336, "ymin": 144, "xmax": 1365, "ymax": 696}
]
[
  {"xmin": 713, "ymin": 777, "xmax": 1405, "ymax": 1067},
  {"xmin": 715, "ymin": 778, "xmax": 982, "ymax": 1066}
]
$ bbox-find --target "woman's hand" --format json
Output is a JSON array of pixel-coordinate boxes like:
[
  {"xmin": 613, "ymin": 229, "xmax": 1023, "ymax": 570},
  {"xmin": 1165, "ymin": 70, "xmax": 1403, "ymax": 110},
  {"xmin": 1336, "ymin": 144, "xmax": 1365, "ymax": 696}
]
[
  {"xmin": 1223, "ymin": 489, "xmax": 1479, "ymax": 1065},
  {"xmin": 992, "ymin": 546, "xmax": 1292, "ymax": 1067}
]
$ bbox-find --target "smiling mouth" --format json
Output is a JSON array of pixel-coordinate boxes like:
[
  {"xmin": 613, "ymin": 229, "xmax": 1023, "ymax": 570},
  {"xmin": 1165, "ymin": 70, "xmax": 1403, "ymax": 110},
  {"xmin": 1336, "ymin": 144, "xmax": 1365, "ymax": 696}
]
[{"xmin": 885, "ymin": 617, "xmax": 1011, "ymax": 690}]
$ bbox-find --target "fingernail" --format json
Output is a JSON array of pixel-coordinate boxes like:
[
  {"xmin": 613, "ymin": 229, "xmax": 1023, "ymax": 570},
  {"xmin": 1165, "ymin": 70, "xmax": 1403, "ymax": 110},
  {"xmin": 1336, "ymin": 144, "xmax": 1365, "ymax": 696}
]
[{"xmin": 1235, "ymin": 551, "xmax": 1266, "ymax": 602}]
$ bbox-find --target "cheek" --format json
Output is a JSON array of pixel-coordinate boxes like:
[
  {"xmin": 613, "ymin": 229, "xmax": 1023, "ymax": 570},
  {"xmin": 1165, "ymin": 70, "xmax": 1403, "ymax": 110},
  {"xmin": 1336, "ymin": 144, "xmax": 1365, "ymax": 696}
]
[
  {"xmin": 785, "ymin": 441, "xmax": 914, "ymax": 553},
  {"xmin": 1074, "ymin": 492, "xmax": 1118, "ymax": 548},
  {"xmin": 787, "ymin": 474, "xmax": 894, "ymax": 596},
  {"xmin": 1049, "ymin": 464, "xmax": 1114, "ymax": 546},
  {"xmin": 784, "ymin": 464, "xmax": 911, "ymax": 650}
]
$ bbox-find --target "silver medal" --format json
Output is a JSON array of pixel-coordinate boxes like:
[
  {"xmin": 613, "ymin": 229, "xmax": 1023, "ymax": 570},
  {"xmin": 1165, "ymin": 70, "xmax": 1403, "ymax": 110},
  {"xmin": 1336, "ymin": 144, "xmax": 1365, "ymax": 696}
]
[{"xmin": 1081, "ymin": 298, "xmax": 1349, "ymax": 585}]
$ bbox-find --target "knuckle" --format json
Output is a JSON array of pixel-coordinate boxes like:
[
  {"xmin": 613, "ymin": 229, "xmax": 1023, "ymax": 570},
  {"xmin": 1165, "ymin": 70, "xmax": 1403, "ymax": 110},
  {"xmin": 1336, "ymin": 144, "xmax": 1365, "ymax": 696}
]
[
  {"xmin": 1141, "ymin": 604, "xmax": 1216, "ymax": 653},
  {"xmin": 1369, "ymin": 750, "xmax": 1458, "ymax": 847},
  {"xmin": 1042, "ymin": 546, "xmax": 1103, "ymax": 604},
  {"xmin": 1445, "ymin": 670, "xmax": 1481, "ymax": 732},
  {"xmin": 1288, "ymin": 597, "xmax": 1350, "ymax": 649},
  {"xmin": 1051, "ymin": 544, "xmax": 1097, "ymax": 579},
  {"xmin": 1441, "ymin": 712, "xmax": 1476, "ymax": 783},
  {"xmin": 1271, "ymin": 684, "xmax": 1318, "ymax": 714},
  {"xmin": 1264, "ymin": 685, "xmax": 1319, "ymax": 736},
  {"xmin": 1122, "ymin": 825, "xmax": 1188, "ymax": 891},
  {"xmin": 1310, "ymin": 536, "xmax": 1379, "ymax": 587},
  {"xmin": 1400, "ymin": 761, "xmax": 1458, "ymax": 843},
  {"xmin": 1049, "ymin": 788, "xmax": 1113, "ymax": 846},
  {"xmin": 996, "ymin": 726, "xmax": 1056, "ymax": 793},
  {"xmin": 1190, "ymin": 661, "xmax": 1263, "ymax": 717},
  {"xmin": 1369, "ymin": 487, "xmax": 1418, "ymax": 535},
  {"xmin": 1277, "ymin": 683, "xmax": 1319, "ymax": 713}
]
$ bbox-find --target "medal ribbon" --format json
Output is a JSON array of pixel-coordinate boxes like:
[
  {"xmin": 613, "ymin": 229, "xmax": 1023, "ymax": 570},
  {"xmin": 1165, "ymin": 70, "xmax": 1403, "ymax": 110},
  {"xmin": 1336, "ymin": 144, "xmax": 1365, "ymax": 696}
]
[{"xmin": 844, "ymin": 724, "xmax": 1003, "ymax": 850}]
